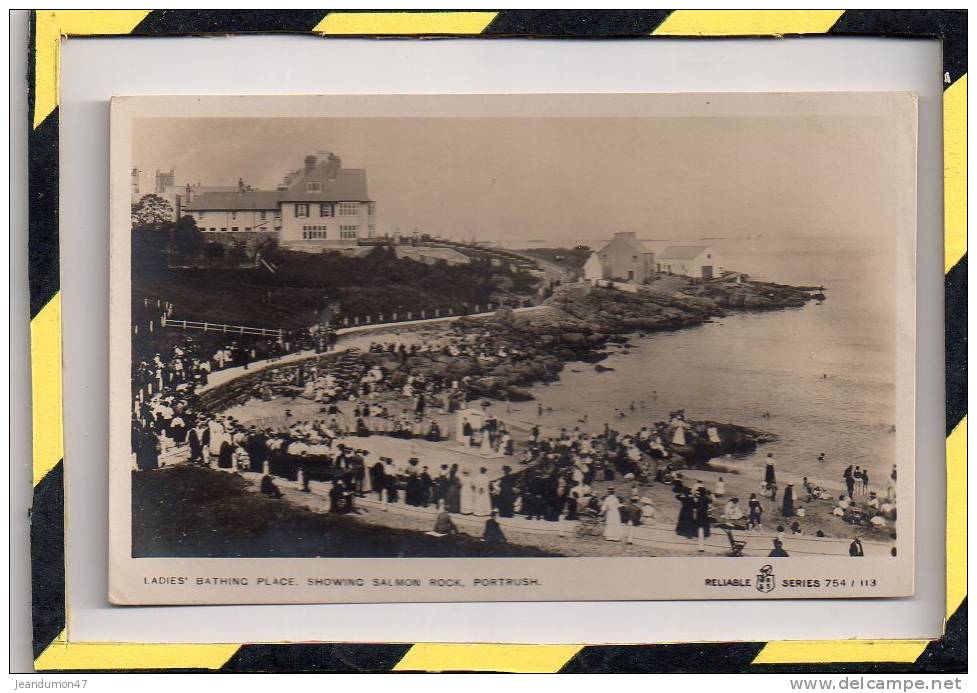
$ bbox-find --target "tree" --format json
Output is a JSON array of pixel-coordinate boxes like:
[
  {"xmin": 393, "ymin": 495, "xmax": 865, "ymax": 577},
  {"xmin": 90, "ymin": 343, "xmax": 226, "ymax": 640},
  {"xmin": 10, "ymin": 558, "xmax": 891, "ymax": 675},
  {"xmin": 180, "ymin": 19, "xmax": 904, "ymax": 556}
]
[
  {"xmin": 170, "ymin": 215, "xmax": 203, "ymax": 257},
  {"xmin": 131, "ymin": 194, "xmax": 173, "ymax": 228}
]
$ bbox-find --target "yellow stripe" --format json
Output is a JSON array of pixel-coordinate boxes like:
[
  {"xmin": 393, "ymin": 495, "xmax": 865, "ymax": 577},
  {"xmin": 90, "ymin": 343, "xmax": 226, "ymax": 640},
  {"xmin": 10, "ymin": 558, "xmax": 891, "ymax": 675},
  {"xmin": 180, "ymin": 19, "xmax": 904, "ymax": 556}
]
[
  {"xmin": 31, "ymin": 293, "xmax": 63, "ymax": 485},
  {"xmin": 35, "ymin": 631, "xmax": 239, "ymax": 671},
  {"xmin": 944, "ymin": 75, "xmax": 967, "ymax": 273},
  {"xmin": 753, "ymin": 640, "xmax": 929, "ymax": 665},
  {"xmin": 32, "ymin": 10, "xmax": 151, "ymax": 129},
  {"xmin": 393, "ymin": 643, "xmax": 581, "ymax": 672},
  {"xmin": 654, "ymin": 10, "xmax": 844, "ymax": 36},
  {"xmin": 946, "ymin": 417, "xmax": 966, "ymax": 618},
  {"xmin": 315, "ymin": 11, "xmax": 497, "ymax": 35}
]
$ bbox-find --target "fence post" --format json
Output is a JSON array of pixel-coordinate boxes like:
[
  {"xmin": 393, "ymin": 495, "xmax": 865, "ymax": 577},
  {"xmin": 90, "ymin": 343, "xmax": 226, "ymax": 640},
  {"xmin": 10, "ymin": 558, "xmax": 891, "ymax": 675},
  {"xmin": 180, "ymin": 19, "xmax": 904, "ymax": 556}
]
[
  {"xmin": 421, "ymin": 310, "xmax": 425, "ymax": 319},
  {"xmin": 203, "ymin": 322, "xmax": 208, "ymax": 332},
  {"xmin": 365, "ymin": 316, "xmax": 371, "ymax": 324},
  {"xmin": 156, "ymin": 299, "xmax": 160, "ymax": 308},
  {"xmin": 406, "ymin": 311, "xmax": 411, "ymax": 321},
  {"xmin": 149, "ymin": 320, "xmax": 154, "ymax": 333},
  {"xmin": 343, "ymin": 317, "xmax": 349, "ymax": 327},
  {"xmin": 161, "ymin": 315, "xmax": 167, "ymax": 327},
  {"xmin": 474, "ymin": 305, "xmax": 480, "ymax": 313},
  {"xmin": 378, "ymin": 314, "xmax": 383, "ymax": 323},
  {"xmin": 222, "ymin": 324, "xmax": 227, "ymax": 333},
  {"xmin": 133, "ymin": 325, "xmax": 138, "ymax": 335},
  {"xmin": 354, "ymin": 316, "xmax": 359, "ymax": 326},
  {"xmin": 392, "ymin": 312, "xmax": 397, "ymax": 322},
  {"xmin": 435, "ymin": 309, "xmax": 440, "ymax": 318}
]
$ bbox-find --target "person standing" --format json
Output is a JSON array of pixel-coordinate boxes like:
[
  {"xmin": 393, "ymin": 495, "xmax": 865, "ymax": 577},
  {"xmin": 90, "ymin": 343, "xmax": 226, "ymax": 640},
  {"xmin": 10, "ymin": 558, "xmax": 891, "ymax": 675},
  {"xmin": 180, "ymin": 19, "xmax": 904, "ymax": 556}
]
[
  {"xmin": 782, "ymin": 483, "xmax": 795, "ymax": 518},
  {"xmin": 472, "ymin": 467, "xmax": 493, "ymax": 517},
  {"xmin": 748, "ymin": 493, "xmax": 764, "ymax": 531},
  {"xmin": 844, "ymin": 465, "xmax": 855, "ymax": 499},
  {"xmin": 764, "ymin": 453, "xmax": 777, "ymax": 486},
  {"xmin": 496, "ymin": 466, "xmax": 515, "ymax": 518},
  {"xmin": 445, "ymin": 465, "xmax": 462, "ymax": 514},
  {"xmin": 601, "ymin": 488, "xmax": 625, "ymax": 542},
  {"xmin": 849, "ymin": 535, "xmax": 865, "ymax": 557}
]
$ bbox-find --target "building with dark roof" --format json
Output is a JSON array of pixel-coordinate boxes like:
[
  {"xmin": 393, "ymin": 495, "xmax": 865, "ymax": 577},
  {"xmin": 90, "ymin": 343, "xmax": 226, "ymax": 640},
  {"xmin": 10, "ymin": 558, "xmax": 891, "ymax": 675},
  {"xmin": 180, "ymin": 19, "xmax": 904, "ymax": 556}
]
[{"xmin": 180, "ymin": 152, "xmax": 376, "ymax": 247}]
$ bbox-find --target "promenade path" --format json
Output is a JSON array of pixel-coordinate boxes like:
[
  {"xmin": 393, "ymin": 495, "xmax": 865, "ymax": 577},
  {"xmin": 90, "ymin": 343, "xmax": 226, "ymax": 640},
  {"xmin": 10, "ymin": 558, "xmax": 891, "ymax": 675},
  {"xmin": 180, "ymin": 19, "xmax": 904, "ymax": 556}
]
[{"xmin": 199, "ymin": 305, "xmax": 544, "ymax": 393}]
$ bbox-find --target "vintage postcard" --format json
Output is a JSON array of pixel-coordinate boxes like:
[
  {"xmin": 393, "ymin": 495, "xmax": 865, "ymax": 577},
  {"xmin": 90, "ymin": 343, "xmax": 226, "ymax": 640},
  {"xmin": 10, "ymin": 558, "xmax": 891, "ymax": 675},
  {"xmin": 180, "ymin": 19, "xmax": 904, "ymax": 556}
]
[{"xmin": 109, "ymin": 93, "xmax": 916, "ymax": 604}]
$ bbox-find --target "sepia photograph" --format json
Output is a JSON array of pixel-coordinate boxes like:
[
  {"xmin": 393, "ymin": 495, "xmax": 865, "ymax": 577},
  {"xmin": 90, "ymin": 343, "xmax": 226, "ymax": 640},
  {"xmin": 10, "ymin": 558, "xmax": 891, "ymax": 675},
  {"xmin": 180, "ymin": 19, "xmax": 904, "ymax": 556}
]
[{"xmin": 108, "ymin": 93, "xmax": 916, "ymax": 604}]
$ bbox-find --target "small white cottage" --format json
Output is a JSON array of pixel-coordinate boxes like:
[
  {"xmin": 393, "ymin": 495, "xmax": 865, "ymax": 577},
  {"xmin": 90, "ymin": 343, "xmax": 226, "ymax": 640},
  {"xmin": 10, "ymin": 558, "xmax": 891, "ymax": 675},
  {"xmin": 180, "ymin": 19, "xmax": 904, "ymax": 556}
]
[{"xmin": 656, "ymin": 245, "xmax": 724, "ymax": 279}]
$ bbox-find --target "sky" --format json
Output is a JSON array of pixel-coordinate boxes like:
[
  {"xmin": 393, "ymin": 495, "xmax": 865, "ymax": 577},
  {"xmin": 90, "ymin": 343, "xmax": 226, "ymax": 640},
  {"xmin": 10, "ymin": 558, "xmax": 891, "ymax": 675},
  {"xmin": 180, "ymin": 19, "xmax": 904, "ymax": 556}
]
[{"xmin": 133, "ymin": 114, "xmax": 912, "ymax": 247}]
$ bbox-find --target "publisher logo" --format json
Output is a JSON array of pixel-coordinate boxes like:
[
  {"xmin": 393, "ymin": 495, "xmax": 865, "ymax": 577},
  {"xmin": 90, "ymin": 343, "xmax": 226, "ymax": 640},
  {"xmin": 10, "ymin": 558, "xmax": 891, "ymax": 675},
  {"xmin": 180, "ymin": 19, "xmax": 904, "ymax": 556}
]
[{"xmin": 756, "ymin": 565, "xmax": 776, "ymax": 593}]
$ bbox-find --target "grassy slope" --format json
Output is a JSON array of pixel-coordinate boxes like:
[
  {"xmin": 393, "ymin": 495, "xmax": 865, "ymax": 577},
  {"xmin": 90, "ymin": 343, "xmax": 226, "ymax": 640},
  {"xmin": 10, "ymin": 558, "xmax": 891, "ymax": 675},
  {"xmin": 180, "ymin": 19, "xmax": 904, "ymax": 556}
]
[{"xmin": 132, "ymin": 466, "xmax": 557, "ymax": 558}]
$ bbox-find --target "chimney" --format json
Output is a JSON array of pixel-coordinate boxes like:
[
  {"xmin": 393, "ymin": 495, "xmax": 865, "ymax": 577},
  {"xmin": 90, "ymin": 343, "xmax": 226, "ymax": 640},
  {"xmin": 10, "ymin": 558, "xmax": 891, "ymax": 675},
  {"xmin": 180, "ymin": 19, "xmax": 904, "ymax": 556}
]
[
  {"xmin": 326, "ymin": 153, "xmax": 341, "ymax": 180},
  {"xmin": 304, "ymin": 155, "xmax": 317, "ymax": 175}
]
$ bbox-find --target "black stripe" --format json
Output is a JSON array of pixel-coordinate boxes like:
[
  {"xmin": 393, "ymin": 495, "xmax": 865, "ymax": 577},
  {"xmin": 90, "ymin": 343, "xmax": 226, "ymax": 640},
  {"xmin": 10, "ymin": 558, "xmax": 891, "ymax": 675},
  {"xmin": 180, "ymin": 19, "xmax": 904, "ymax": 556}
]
[
  {"xmin": 829, "ymin": 10, "xmax": 967, "ymax": 89},
  {"xmin": 560, "ymin": 642, "xmax": 765, "ymax": 673},
  {"xmin": 132, "ymin": 9, "xmax": 329, "ymax": 35},
  {"xmin": 946, "ymin": 254, "xmax": 967, "ymax": 436},
  {"xmin": 484, "ymin": 10, "xmax": 673, "ymax": 37},
  {"xmin": 915, "ymin": 596, "xmax": 968, "ymax": 673},
  {"xmin": 28, "ymin": 108, "xmax": 59, "ymax": 319},
  {"xmin": 31, "ymin": 461, "xmax": 66, "ymax": 659},
  {"xmin": 220, "ymin": 643, "xmax": 412, "ymax": 673}
]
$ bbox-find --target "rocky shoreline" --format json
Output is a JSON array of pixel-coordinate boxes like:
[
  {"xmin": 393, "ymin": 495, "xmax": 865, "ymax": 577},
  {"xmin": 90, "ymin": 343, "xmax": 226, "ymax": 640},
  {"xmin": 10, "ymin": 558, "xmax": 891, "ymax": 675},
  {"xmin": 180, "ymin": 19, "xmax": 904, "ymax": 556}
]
[{"xmin": 198, "ymin": 276, "xmax": 822, "ymax": 412}]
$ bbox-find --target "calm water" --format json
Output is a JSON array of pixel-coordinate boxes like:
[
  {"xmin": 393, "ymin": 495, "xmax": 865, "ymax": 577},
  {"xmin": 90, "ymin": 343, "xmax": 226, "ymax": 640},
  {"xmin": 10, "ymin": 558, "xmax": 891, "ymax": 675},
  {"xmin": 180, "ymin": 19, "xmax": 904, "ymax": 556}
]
[{"xmin": 519, "ymin": 237, "xmax": 897, "ymax": 485}]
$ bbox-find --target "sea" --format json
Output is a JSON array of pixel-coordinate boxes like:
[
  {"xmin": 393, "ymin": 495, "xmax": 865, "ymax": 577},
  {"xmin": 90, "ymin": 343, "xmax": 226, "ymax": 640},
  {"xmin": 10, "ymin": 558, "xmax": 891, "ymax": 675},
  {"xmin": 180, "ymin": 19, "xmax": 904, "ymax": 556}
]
[{"xmin": 513, "ymin": 236, "xmax": 897, "ymax": 487}]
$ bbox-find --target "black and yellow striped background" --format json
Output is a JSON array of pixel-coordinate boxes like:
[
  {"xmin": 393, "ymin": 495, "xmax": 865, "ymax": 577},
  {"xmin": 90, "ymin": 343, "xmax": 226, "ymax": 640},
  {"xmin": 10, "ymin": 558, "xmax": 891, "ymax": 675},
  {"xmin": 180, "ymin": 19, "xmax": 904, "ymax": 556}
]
[{"xmin": 26, "ymin": 9, "xmax": 967, "ymax": 673}]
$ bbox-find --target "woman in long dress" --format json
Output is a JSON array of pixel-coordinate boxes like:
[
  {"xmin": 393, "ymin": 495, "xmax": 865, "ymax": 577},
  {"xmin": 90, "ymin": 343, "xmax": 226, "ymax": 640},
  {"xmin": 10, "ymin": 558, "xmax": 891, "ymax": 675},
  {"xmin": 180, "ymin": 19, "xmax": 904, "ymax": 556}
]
[
  {"xmin": 675, "ymin": 492, "xmax": 697, "ymax": 538},
  {"xmin": 445, "ymin": 467, "xmax": 462, "ymax": 513},
  {"xmin": 781, "ymin": 483, "xmax": 795, "ymax": 517},
  {"xmin": 472, "ymin": 467, "xmax": 493, "ymax": 516},
  {"xmin": 601, "ymin": 490, "xmax": 625, "ymax": 541},
  {"xmin": 460, "ymin": 470, "xmax": 475, "ymax": 514}
]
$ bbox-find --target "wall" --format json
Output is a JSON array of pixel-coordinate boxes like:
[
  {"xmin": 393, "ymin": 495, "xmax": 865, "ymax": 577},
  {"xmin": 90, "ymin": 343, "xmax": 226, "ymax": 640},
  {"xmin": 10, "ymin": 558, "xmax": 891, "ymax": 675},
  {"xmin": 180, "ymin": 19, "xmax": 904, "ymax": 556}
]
[
  {"xmin": 279, "ymin": 200, "xmax": 373, "ymax": 245},
  {"xmin": 192, "ymin": 208, "xmax": 280, "ymax": 234}
]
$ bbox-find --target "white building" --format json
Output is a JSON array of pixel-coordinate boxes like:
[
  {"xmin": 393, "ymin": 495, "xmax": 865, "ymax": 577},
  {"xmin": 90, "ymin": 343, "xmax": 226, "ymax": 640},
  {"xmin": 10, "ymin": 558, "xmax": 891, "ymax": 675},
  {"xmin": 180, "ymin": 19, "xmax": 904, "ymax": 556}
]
[
  {"xmin": 656, "ymin": 245, "xmax": 724, "ymax": 279},
  {"xmin": 181, "ymin": 152, "xmax": 376, "ymax": 248},
  {"xmin": 583, "ymin": 232, "xmax": 656, "ymax": 283}
]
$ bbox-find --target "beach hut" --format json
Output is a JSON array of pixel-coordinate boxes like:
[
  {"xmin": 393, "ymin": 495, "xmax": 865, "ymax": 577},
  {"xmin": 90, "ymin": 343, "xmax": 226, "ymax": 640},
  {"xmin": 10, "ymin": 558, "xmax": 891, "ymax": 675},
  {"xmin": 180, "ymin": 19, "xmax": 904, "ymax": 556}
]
[{"xmin": 455, "ymin": 407, "xmax": 486, "ymax": 445}]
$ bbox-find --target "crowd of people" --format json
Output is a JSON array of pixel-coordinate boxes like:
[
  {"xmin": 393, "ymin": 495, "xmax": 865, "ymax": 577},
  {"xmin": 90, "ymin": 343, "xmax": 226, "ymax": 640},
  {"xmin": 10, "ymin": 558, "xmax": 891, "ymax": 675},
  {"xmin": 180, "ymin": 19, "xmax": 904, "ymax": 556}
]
[{"xmin": 131, "ymin": 316, "xmax": 896, "ymax": 558}]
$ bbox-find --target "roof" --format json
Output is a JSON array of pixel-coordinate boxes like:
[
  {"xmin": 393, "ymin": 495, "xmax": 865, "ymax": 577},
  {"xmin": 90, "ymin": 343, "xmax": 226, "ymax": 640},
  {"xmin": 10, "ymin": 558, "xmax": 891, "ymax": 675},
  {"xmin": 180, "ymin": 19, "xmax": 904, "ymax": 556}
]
[
  {"xmin": 597, "ymin": 234, "xmax": 654, "ymax": 256},
  {"xmin": 184, "ymin": 190, "xmax": 282, "ymax": 211},
  {"xmin": 278, "ymin": 164, "xmax": 370, "ymax": 202},
  {"xmin": 659, "ymin": 245, "xmax": 711, "ymax": 260}
]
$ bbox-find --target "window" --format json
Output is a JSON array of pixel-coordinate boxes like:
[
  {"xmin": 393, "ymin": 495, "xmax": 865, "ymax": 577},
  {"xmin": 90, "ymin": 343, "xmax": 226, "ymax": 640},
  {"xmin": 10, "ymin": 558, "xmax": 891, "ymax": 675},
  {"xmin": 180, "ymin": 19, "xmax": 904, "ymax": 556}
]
[
  {"xmin": 340, "ymin": 225, "xmax": 358, "ymax": 240},
  {"xmin": 209, "ymin": 227, "xmax": 216, "ymax": 232},
  {"xmin": 232, "ymin": 227, "xmax": 239, "ymax": 232},
  {"xmin": 295, "ymin": 203, "xmax": 309, "ymax": 218},
  {"xmin": 367, "ymin": 201, "xmax": 375, "ymax": 216},
  {"xmin": 230, "ymin": 211, "xmax": 237, "ymax": 220},
  {"xmin": 245, "ymin": 227, "xmax": 251, "ymax": 232},
  {"xmin": 260, "ymin": 211, "xmax": 267, "ymax": 220},
  {"xmin": 319, "ymin": 203, "xmax": 334, "ymax": 217},
  {"xmin": 339, "ymin": 202, "xmax": 358, "ymax": 216},
  {"xmin": 306, "ymin": 182, "xmax": 321, "ymax": 193},
  {"xmin": 221, "ymin": 227, "xmax": 227, "ymax": 232}
]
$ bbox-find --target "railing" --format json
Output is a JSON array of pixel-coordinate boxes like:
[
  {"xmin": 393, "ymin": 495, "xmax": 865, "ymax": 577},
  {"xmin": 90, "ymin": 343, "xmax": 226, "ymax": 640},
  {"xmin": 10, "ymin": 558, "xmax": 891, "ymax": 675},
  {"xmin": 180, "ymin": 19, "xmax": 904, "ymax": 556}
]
[{"xmin": 160, "ymin": 315, "xmax": 284, "ymax": 340}]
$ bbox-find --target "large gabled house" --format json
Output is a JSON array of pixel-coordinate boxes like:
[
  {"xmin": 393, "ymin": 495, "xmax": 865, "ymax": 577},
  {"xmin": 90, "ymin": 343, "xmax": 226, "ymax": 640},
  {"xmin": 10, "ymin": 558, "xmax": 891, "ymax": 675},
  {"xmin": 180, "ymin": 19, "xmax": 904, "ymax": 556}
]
[
  {"xmin": 277, "ymin": 153, "xmax": 375, "ymax": 246},
  {"xmin": 180, "ymin": 152, "xmax": 376, "ymax": 248}
]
